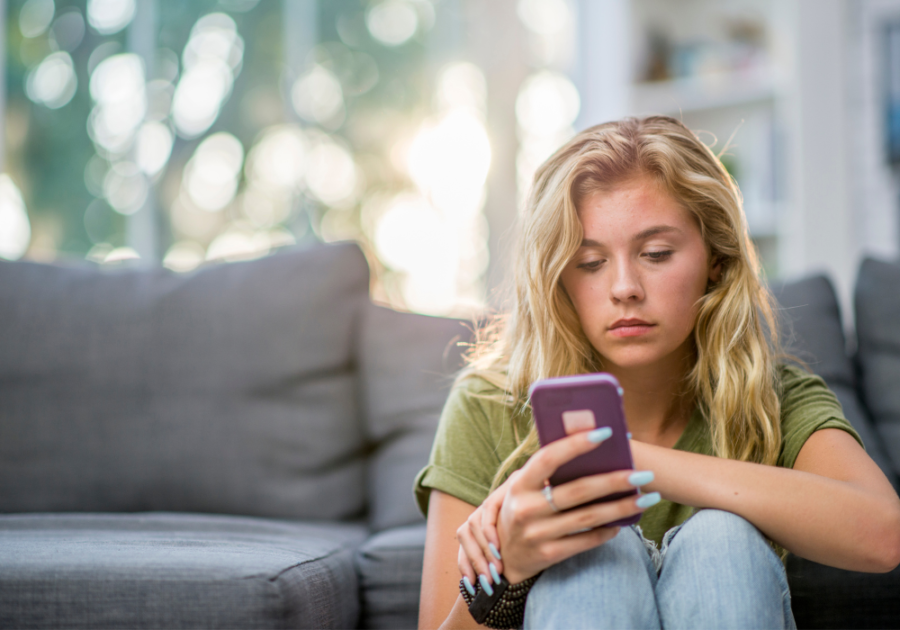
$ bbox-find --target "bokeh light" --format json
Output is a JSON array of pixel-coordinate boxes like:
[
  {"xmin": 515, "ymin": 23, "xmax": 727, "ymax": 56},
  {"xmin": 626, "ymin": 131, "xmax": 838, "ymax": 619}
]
[
  {"xmin": 291, "ymin": 65, "xmax": 345, "ymax": 127},
  {"xmin": 516, "ymin": 71, "xmax": 580, "ymax": 137},
  {"xmin": 86, "ymin": 0, "xmax": 136, "ymax": 35},
  {"xmin": 163, "ymin": 240, "xmax": 205, "ymax": 272},
  {"xmin": 51, "ymin": 9, "xmax": 86, "ymax": 52},
  {"xmin": 103, "ymin": 245, "xmax": 140, "ymax": 263},
  {"xmin": 407, "ymin": 110, "xmax": 490, "ymax": 217},
  {"xmin": 26, "ymin": 52, "xmax": 77, "ymax": 109},
  {"xmin": 244, "ymin": 124, "xmax": 308, "ymax": 192},
  {"xmin": 206, "ymin": 224, "xmax": 271, "ymax": 262},
  {"xmin": 516, "ymin": 70, "xmax": 580, "ymax": 201},
  {"xmin": 171, "ymin": 13, "xmax": 243, "ymax": 138},
  {"xmin": 305, "ymin": 136, "xmax": 359, "ymax": 207},
  {"xmin": 183, "ymin": 132, "xmax": 245, "ymax": 212},
  {"xmin": 435, "ymin": 62, "xmax": 487, "ymax": 116},
  {"xmin": 103, "ymin": 160, "xmax": 148, "ymax": 215},
  {"xmin": 88, "ymin": 53, "xmax": 146, "ymax": 154},
  {"xmin": 135, "ymin": 121, "xmax": 173, "ymax": 176},
  {"xmin": 0, "ymin": 175, "xmax": 32, "ymax": 261},
  {"xmin": 366, "ymin": 0, "xmax": 418, "ymax": 47},
  {"xmin": 516, "ymin": 0, "xmax": 570, "ymax": 36},
  {"xmin": 18, "ymin": 0, "xmax": 55, "ymax": 38}
]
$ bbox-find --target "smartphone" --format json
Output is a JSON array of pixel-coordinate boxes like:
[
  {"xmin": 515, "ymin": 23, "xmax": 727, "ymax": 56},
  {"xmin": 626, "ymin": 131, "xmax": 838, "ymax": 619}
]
[{"xmin": 528, "ymin": 372, "xmax": 640, "ymax": 527}]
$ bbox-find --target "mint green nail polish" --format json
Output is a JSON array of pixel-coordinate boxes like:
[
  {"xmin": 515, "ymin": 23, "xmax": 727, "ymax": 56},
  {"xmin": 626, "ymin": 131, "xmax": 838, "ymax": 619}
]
[
  {"xmin": 587, "ymin": 426, "xmax": 612, "ymax": 443},
  {"xmin": 489, "ymin": 563, "xmax": 501, "ymax": 584},
  {"xmin": 463, "ymin": 576, "xmax": 476, "ymax": 596},
  {"xmin": 489, "ymin": 543, "xmax": 501, "ymax": 560},
  {"xmin": 628, "ymin": 471, "xmax": 654, "ymax": 487},
  {"xmin": 636, "ymin": 492, "xmax": 661, "ymax": 509},
  {"xmin": 479, "ymin": 574, "xmax": 494, "ymax": 596}
]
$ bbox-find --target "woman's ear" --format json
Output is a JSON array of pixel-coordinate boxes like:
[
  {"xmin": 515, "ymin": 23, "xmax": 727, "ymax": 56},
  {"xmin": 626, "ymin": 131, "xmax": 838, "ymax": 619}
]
[{"xmin": 708, "ymin": 256, "xmax": 723, "ymax": 284}]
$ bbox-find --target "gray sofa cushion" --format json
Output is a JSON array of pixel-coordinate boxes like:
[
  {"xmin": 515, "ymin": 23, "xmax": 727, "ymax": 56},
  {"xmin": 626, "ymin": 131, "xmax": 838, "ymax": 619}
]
[
  {"xmin": 0, "ymin": 512, "xmax": 368, "ymax": 629},
  {"xmin": 855, "ymin": 257, "xmax": 900, "ymax": 475},
  {"xmin": 0, "ymin": 243, "xmax": 370, "ymax": 520},
  {"xmin": 354, "ymin": 523, "xmax": 426, "ymax": 630},
  {"xmin": 359, "ymin": 304, "xmax": 469, "ymax": 531},
  {"xmin": 771, "ymin": 275, "xmax": 896, "ymax": 486}
]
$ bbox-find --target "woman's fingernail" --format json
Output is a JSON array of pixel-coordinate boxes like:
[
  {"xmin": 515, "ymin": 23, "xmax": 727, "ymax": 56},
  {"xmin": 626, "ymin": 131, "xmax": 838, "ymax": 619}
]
[
  {"xmin": 489, "ymin": 542, "xmax": 502, "ymax": 560},
  {"xmin": 627, "ymin": 432, "xmax": 633, "ymax": 439},
  {"xmin": 636, "ymin": 492, "xmax": 661, "ymax": 509},
  {"xmin": 489, "ymin": 563, "xmax": 501, "ymax": 584},
  {"xmin": 587, "ymin": 427, "xmax": 613, "ymax": 443},
  {"xmin": 463, "ymin": 575, "xmax": 476, "ymax": 596},
  {"xmin": 628, "ymin": 471, "xmax": 654, "ymax": 487},
  {"xmin": 479, "ymin": 574, "xmax": 494, "ymax": 596}
]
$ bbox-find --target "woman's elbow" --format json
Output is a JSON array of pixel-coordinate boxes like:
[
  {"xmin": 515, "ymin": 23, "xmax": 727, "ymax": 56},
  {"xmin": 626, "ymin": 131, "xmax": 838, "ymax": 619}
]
[{"xmin": 865, "ymin": 503, "xmax": 900, "ymax": 573}]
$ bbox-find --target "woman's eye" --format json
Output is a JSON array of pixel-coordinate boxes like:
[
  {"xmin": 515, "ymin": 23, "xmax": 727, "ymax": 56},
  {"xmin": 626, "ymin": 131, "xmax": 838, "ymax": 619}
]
[
  {"xmin": 644, "ymin": 250, "xmax": 673, "ymax": 262},
  {"xmin": 577, "ymin": 260, "xmax": 603, "ymax": 271}
]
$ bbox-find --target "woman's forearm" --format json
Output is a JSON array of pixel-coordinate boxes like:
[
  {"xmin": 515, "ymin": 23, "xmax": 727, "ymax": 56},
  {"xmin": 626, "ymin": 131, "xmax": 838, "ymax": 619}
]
[{"xmin": 631, "ymin": 436, "xmax": 900, "ymax": 572}]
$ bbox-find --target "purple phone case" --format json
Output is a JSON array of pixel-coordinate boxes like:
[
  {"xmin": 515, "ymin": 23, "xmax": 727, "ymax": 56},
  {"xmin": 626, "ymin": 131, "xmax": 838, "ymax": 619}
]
[{"xmin": 529, "ymin": 373, "xmax": 640, "ymax": 527}]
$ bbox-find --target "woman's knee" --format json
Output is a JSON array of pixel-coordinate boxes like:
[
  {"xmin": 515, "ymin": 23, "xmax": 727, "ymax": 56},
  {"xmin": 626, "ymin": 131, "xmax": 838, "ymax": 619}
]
[
  {"xmin": 533, "ymin": 526, "xmax": 654, "ymax": 590},
  {"xmin": 525, "ymin": 527, "xmax": 660, "ymax": 629},
  {"xmin": 669, "ymin": 509, "xmax": 771, "ymax": 558},
  {"xmin": 657, "ymin": 511, "xmax": 794, "ymax": 628},
  {"xmin": 661, "ymin": 509, "xmax": 788, "ymax": 595}
]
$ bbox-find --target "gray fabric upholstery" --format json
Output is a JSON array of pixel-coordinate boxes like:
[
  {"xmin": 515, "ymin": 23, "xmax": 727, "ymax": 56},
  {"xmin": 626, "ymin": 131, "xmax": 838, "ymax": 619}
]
[
  {"xmin": 771, "ymin": 275, "xmax": 897, "ymax": 486},
  {"xmin": 0, "ymin": 243, "xmax": 370, "ymax": 520},
  {"xmin": 359, "ymin": 304, "xmax": 469, "ymax": 531},
  {"xmin": 0, "ymin": 512, "xmax": 368, "ymax": 629},
  {"xmin": 855, "ymin": 257, "xmax": 900, "ymax": 475},
  {"xmin": 355, "ymin": 524, "xmax": 426, "ymax": 630}
]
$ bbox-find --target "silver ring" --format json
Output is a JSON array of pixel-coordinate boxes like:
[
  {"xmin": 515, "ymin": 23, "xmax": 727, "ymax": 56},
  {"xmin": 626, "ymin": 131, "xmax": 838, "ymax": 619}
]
[{"xmin": 542, "ymin": 484, "xmax": 560, "ymax": 513}]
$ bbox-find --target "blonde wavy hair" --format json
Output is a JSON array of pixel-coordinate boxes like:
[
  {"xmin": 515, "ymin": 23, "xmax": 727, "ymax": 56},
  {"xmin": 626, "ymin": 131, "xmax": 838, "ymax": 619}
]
[{"xmin": 460, "ymin": 116, "xmax": 783, "ymax": 488}]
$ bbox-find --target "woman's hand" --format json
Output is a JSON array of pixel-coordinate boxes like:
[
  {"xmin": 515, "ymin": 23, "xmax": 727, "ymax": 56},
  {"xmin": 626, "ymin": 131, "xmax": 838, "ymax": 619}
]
[{"xmin": 456, "ymin": 430, "xmax": 658, "ymax": 589}]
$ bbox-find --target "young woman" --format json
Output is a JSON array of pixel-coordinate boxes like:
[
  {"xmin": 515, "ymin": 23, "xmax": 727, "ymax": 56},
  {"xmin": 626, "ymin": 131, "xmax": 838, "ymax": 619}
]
[{"xmin": 414, "ymin": 117, "xmax": 900, "ymax": 629}]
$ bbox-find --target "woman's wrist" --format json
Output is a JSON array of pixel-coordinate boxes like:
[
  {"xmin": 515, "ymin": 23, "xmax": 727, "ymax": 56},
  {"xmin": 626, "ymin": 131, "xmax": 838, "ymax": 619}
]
[{"xmin": 502, "ymin": 567, "xmax": 531, "ymax": 585}]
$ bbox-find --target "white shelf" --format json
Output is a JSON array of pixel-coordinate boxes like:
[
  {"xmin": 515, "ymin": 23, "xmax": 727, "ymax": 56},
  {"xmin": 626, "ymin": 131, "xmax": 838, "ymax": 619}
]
[{"xmin": 630, "ymin": 67, "xmax": 779, "ymax": 116}]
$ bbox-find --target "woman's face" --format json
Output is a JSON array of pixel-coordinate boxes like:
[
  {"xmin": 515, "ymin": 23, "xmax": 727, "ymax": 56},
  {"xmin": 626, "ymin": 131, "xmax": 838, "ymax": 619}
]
[{"xmin": 559, "ymin": 176, "xmax": 721, "ymax": 373}]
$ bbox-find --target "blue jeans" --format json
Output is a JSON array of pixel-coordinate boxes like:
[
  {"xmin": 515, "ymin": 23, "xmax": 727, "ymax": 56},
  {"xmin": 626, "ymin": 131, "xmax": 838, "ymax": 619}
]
[{"xmin": 524, "ymin": 509, "xmax": 796, "ymax": 629}]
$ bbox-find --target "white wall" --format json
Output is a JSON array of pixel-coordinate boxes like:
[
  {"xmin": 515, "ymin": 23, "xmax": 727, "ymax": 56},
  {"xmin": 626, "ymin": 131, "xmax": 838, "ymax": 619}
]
[{"xmin": 780, "ymin": 0, "xmax": 899, "ymax": 326}]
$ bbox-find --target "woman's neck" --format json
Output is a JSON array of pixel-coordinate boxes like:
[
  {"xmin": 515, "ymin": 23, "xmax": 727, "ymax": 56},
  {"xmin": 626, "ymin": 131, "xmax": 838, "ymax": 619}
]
[{"xmin": 604, "ymin": 353, "xmax": 694, "ymax": 449}]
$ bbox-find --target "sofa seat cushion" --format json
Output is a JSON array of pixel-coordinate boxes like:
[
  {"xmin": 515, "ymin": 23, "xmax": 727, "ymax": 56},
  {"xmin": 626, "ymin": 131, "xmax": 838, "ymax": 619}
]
[
  {"xmin": 0, "ymin": 512, "xmax": 367, "ymax": 629},
  {"xmin": 354, "ymin": 524, "xmax": 425, "ymax": 629}
]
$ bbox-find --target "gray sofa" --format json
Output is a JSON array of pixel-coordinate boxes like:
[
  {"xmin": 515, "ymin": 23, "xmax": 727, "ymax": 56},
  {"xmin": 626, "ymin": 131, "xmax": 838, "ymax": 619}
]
[
  {"xmin": 1, "ymin": 241, "xmax": 899, "ymax": 629},
  {"xmin": 0, "ymin": 242, "xmax": 466, "ymax": 629}
]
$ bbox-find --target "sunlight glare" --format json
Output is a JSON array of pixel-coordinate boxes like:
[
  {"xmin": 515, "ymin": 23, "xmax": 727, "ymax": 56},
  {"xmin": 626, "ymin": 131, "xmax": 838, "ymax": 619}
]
[{"xmin": 407, "ymin": 110, "xmax": 491, "ymax": 217}]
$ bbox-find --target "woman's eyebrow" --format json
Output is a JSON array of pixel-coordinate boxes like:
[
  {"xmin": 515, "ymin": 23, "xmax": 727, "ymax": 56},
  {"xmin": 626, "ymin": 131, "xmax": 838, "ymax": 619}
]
[
  {"xmin": 580, "ymin": 225, "xmax": 682, "ymax": 247},
  {"xmin": 633, "ymin": 225, "xmax": 682, "ymax": 240}
]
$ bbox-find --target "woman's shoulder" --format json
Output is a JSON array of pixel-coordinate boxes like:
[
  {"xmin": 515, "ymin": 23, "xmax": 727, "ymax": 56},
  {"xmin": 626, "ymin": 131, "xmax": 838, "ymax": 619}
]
[
  {"xmin": 773, "ymin": 361, "xmax": 863, "ymax": 467},
  {"xmin": 775, "ymin": 362, "xmax": 837, "ymax": 401}
]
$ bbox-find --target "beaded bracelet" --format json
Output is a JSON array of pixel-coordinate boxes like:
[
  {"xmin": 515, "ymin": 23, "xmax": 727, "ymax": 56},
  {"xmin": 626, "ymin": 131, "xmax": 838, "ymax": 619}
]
[{"xmin": 458, "ymin": 573, "xmax": 541, "ymax": 629}]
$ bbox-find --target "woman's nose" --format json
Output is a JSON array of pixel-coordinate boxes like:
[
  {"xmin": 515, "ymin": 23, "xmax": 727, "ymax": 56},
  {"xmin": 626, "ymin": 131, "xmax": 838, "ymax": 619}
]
[{"xmin": 610, "ymin": 261, "xmax": 644, "ymax": 303}]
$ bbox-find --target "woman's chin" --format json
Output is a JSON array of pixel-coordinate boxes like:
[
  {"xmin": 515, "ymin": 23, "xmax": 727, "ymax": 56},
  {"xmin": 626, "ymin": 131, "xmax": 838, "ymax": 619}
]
[{"xmin": 596, "ymin": 348, "xmax": 678, "ymax": 373}]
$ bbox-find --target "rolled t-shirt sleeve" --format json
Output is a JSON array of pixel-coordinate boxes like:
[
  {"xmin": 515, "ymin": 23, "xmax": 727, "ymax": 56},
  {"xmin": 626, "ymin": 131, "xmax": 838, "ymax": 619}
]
[
  {"xmin": 778, "ymin": 364, "xmax": 864, "ymax": 469},
  {"xmin": 414, "ymin": 379, "xmax": 507, "ymax": 516}
]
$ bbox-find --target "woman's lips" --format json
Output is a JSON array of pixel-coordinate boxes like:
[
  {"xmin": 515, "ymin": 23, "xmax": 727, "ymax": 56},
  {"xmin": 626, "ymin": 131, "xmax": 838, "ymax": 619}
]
[{"xmin": 609, "ymin": 320, "xmax": 655, "ymax": 337}]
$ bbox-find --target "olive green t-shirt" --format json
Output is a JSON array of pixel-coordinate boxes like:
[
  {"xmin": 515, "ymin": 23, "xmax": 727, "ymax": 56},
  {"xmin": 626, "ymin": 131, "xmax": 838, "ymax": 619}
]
[{"xmin": 413, "ymin": 364, "xmax": 863, "ymax": 547}]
